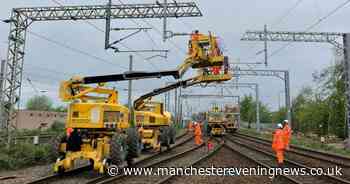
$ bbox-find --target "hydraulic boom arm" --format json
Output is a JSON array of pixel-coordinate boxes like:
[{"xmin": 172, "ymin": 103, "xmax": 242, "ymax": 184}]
[
  {"xmin": 134, "ymin": 71, "xmax": 232, "ymax": 110},
  {"xmin": 59, "ymin": 70, "xmax": 179, "ymax": 102}
]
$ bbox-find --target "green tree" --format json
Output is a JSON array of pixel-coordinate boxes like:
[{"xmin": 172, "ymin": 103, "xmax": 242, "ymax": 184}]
[
  {"xmin": 240, "ymin": 95, "xmax": 255, "ymax": 128},
  {"xmin": 313, "ymin": 64, "xmax": 346, "ymax": 138},
  {"xmin": 272, "ymin": 107, "xmax": 287, "ymax": 124},
  {"xmin": 26, "ymin": 95, "xmax": 53, "ymax": 111},
  {"xmin": 240, "ymin": 95, "xmax": 272, "ymax": 128},
  {"xmin": 51, "ymin": 105, "xmax": 67, "ymax": 112},
  {"xmin": 291, "ymin": 63, "xmax": 346, "ymax": 138}
]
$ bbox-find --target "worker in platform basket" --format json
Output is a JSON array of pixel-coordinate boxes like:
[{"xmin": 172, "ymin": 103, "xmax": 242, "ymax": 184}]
[
  {"xmin": 194, "ymin": 121, "xmax": 203, "ymax": 145},
  {"xmin": 282, "ymin": 120, "xmax": 292, "ymax": 150},
  {"xmin": 272, "ymin": 123, "xmax": 286, "ymax": 167},
  {"xmin": 191, "ymin": 30, "xmax": 202, "ymax": 41}
]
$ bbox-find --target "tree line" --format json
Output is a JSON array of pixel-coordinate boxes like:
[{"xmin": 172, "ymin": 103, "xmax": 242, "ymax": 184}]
[
  {"xmin": 26, "ymin": 95, "xmax": 67, "ymax": 112},
  {"xmin": 240, "ymin": 63, "xmax": 346, "ymax": 138}
]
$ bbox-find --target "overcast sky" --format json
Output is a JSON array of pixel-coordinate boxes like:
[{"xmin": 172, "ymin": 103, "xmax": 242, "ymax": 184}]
[{"xmin": 0, "ymin": 0, "xmax": 348, "ymax": 114}]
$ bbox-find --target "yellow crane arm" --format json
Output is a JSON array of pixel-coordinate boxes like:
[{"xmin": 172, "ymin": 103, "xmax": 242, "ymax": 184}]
[{"xmin": 133, "ymin": 71, "xmax": 232, "ymax": 111}]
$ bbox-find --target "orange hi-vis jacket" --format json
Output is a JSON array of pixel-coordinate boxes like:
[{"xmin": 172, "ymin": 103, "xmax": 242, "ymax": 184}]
[
  {"xmin": 283, "ymin": 124, "xmax": 292, "ymax": 145},
  {"xmin": 272, "ymin": 129, "xmax": 285, "ymax": 151},
  {"xmin": 194, "ymin": 124, "xmax": 202, "ymax": 136},
  {"xmin": 191, "ymin": 33, "xmax": 202, "ymax": 41}
]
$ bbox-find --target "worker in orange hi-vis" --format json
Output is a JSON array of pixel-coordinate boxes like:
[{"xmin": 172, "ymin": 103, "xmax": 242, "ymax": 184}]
[
  {"xmin": 66, "ymin": 127, "xmax": 73, "ymax": 137},
  {"xmin": 194, "ymin": 122, "xmax": 203, "ymax": 145},
  {"xmin": 282, "ymin": 120, "xmax": 292, "ymax": 150},
  {"xmin": 272, "ymin": 123, "xmax": 286, "ymax": 167},
  {"xmin": 191, "ymin": 30, "xmax": 200, "ymax": 41}
]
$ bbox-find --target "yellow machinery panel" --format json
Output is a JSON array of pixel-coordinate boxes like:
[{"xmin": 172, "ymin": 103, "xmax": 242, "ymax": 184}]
[
  {"xmin": 66, "ymin": 103, "xmax": 129, "ymax": 129},
  {"xmin": 134, "ymin": 101, "xmax": 174, "ymax": 150},
  {"xmin": 198, "ymin": 73, "xmax": 232, "ymax": 83}
]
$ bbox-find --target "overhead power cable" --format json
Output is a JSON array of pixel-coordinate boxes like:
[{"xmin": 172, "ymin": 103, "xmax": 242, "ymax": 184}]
[
  {"xmin": 27, "ymin": 30, "xmax": 128, "ymax": 70},
  {"xmin": 269, "ymin": 0, "xmax": 350, "ymax": 58},
  {"xmin": 114, "ymin": 0, "xmax": 187, "ymax": 55},
  {"xmin": 50, "ymin": 0, "xmax": 165, "ymax": 76},
  {"xmin": 270, "ymin": 0, "xmax": 304, "ymax": 28},
  {"xmin": 243, "ymin": 0, "xmax": 304, "ymax": 60}
]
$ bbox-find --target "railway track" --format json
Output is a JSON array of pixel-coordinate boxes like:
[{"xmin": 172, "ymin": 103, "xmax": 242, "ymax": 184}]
[
  {"xmin": 222, "ymin": 141, "xmax": 298, "ymax": 184},
  {"xmin": 151, "ymin": 142, "xmax": 223, "ymax": 184},
  {"xmin": 225, "ymin": 134, "xmax": 350, "ymax": 184},
  {"xmin": 234, "ymin": 133, "xmax": 350, "ymax": 181},
  {"xmin": 158, "ymin": 137, "xmax": 278, "ymax": 184},
  {"xmin": 95, "ymin": 139, "xmax": 223, "ymax": 184},
  {"xmin": 85, "ymin": 132, "xmax": 195, "ymax": 184},
  {"xmin": 26, "ymin": 131, "xmax": 190, "ymax": 184},
  {"xmin": 235, "ymin": 132, "xmax": 350, "ymax": 167}
]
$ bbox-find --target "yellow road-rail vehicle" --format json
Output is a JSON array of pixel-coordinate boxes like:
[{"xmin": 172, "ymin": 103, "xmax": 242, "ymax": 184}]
[
  {"xmin": 223, "ymin": 105, "xmax": 240, "ymax": 133},
  {"xmin": 53, "ymin": 30, "xmax": 232, "ymax": 173},
  {"xmin": 207, "ymin": 105, "xmax": 226, "ymax": 136},
  {"xmin": 54, "ymin": 71, "xmax": 180, "ymax": 174},
  {"xmin": 133, "ymin": 31, "xmax": 232, "ymax": 150}
]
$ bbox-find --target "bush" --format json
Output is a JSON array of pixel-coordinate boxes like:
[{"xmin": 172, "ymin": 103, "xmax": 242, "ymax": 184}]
[
  {"xmin": 0, "ymin": 142, "xmax": 53, "ymax": 170},
  {"xmin": 48, "ymin": 120, "xmax": 65, "ymax": 133}
]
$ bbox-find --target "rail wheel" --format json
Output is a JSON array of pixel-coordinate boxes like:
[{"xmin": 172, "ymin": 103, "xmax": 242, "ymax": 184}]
[
  {"xmin": 169, "ymin": 124, "xmax": 176, "ymax": 144},
  {"xmin": 160, "ymin": 127, "xmax": 170, "ymax": 149}
]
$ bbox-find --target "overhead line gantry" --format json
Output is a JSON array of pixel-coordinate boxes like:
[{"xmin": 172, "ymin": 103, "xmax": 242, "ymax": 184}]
[{"xmin": 0, "ymin": 2, "xmax": 202, "ymax": 130}]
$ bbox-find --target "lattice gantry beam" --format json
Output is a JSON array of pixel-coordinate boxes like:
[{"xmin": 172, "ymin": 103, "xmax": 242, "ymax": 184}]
[
  {"xmin": 181, "ymin": 94, "xmax": 239, "ymax": 98},
  {"xmin": 231, "ymin": 68, "xmax": 286, "ymax": 80},
  {"xmin": 15, "ymin": 2, "xmax": 202, "ymax": 21},
  {"xmin": 241, "ymin": 30, "xmax": 343, "ymax": 49},
  {"xmin": 1, "ymin": 2, "xmax": 202, "ymax": 130}
]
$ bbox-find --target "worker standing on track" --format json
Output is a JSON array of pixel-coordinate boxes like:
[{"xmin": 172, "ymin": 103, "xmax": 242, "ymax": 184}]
[
  {"xmin": 194, "ymin": 122, "xmax": 203, "ymax": 145},
  {"xmin": 272, "ymin": 123, "xmax": 286, "ymax": 167},
  {"xmin": 282, "ymin": 120, "xmax": 292, "ymax": 150}
]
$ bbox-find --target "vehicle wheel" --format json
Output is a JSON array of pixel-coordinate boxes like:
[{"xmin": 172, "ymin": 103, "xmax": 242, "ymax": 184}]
[
  {"xmin": 57, "ymin": 166, "xmax": 65, "ymax": 175},
  {"xmin": 110, "ymin": 134, "xmax": 127, "ymax": 165},
  {"xmin": 126, "ymin": 128, "xmax": 141, "ymax": 159},
  {"xmin": 160, "ymin": 127, "xmax": 170, "ymax": 148},
  {"xmin": 168, "ymin": 124, "xmax": 176, "ymax": 144}
]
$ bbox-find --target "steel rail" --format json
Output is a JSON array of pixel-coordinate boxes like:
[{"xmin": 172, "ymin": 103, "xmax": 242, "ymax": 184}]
[{"xmin": 225, "ymin": 135, "xmax": 350, "ymax": 184}]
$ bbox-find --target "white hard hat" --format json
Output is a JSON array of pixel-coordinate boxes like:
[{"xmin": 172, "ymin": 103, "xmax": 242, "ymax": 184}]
[
  {"xmin": 283, "ymin": 120, "xmax": 289, "ymax": 123},
  {"xmin": 277, "ymin": 123, "xmax": 283, "ymax": 129}
]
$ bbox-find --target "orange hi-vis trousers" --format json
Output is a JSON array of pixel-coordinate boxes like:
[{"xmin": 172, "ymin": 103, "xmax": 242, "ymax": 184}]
[
  {"xmin": 275, "ymin": 149, "xmax": 285, "ymax": 164},
  {"xmin": 195, "ymin": 135, "xmax": 203, "ymax": 145}
]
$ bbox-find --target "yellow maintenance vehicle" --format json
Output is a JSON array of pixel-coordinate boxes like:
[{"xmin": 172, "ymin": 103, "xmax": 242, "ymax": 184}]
[
  {"xmin": 206, "ymin": 104, "xmax": 226, "ymax": 136},
  {"xmin": 133, "ymin": 31, "xmax": 232, "ymax": 150},
  {"xmin": 223, "ymin": 105, "xmax": 240, "ymax": 133},
  {"xmin": 52, "ymin": 30, "xmax": 232, "ymax": 173},
  {"xmin": 53, "ymin": 71, "xmax": 181, "ymax": 173}
]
